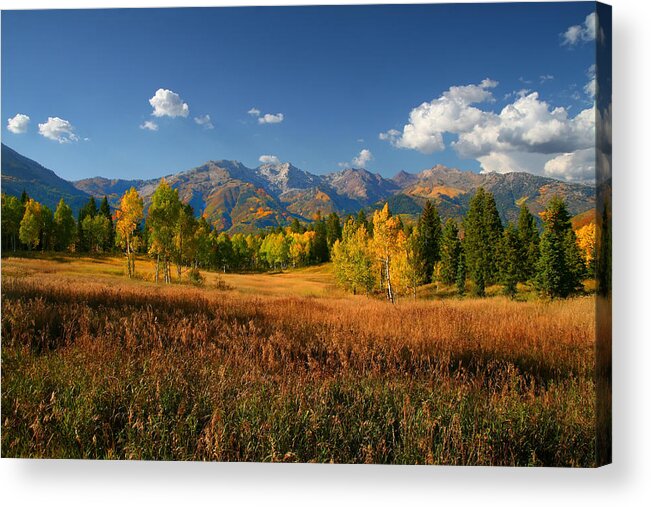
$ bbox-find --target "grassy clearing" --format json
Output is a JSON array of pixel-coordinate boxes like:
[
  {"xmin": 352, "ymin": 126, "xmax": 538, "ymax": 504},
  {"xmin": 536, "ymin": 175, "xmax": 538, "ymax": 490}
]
[{"xmin": 1, "ymin": 255, "xmax": 596, "ymax": 465}]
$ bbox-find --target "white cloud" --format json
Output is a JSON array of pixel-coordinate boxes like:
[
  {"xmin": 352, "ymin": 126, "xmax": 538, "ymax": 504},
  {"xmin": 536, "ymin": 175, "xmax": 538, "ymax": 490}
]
[
  {"xmin": 258, "ymin": 112, "xmax": 284, "ymax": 125},
  {"xmin": 352, "ymin": 149, "xmax": 373, "ymax": 168},
  {"xmin": 149, "ymin": 88, "xmax": 189, "ymax": 118},
  {"xmin": 140, "ymin": 120, "xmax": 159, "ymax": 131},
  {"xmin": 38, "ymin": 117, "xmax": 79, "ymax": 143},
  {"xmin": 340, "ymin": 148, "xmax": 373, "ymax": 169},
  {"xmin": 259, "ymin": 154, "xmax": 280, "ymax": 165},
  {"xmin": 379, "ymin": 129, "xmax": 400, "ymax": 142},
  {"xmin": 562, "ymin": 12, "xmax": 597, "ymax": 46},
  {"xmin": 7, "ymin": 113, "xmax": 30, "ymax": 134},
  {"xmin": 544, "ymin": 148, "xmax": 595, "ymax": 182},
  {"xmin": 247, "ymin": 107, "xmax": 261, "ymax": 117},
  {"xmin": 379, "ymin": 79, "xmax": 498, "ymax": 154},
  {"xmin": 380, "ymin": 79, "xmax": 596, "ymax": 182},
  {"xmin": 584, "ymin": 64, "xmax": 597, "ymax": 98},
  {"xmin": 194, "ymin": 114, "xmax": 214, "ymax": 129},
  {"xmin": 540, "ymin": 74, "xmax": 555, "ymax": 84}
]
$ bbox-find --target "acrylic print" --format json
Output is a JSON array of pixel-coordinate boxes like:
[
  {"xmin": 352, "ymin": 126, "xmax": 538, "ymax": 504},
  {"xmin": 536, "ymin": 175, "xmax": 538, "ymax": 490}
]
[{"xmin": 1, "ymin": 2, "xmax": 611, "ymax": 466}]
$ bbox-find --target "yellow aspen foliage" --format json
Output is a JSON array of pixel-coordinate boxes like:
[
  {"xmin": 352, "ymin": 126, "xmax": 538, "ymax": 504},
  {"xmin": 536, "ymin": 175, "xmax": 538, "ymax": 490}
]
[
  {"xmin": 371, "ymin": 203, "xmax": 405, "ymax": 303},
  {"xmin": 115, "ymin": 187, "xmax": 144, "ymax": 278},
  {"xmin": 575, "ymin": 222, "xmax": 596, "ymax": 266}
]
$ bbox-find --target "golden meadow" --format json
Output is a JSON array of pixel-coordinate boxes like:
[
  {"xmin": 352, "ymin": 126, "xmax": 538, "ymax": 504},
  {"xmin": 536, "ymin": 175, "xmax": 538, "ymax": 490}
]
[{"xmin": 1, "ymin": 255, "xmax": 595, "ymax": 465}]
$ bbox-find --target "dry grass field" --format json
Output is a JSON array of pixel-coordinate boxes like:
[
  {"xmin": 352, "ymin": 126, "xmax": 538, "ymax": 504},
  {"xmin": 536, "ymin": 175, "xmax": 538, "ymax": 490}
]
[{"xmin": 1, "ymin": 255, "xmax": 597, "ymax": 465}]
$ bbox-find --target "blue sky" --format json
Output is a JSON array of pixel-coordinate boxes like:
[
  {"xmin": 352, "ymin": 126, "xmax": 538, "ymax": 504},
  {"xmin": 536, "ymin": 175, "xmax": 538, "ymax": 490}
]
[{"xmin": 2, "ymin": 3, "xmax": 598, "ymax": 182}]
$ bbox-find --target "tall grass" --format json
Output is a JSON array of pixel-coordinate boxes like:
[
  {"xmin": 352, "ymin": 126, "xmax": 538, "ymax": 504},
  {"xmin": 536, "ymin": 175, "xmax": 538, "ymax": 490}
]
[{"xmin": 1, "ymin": 268, "xmax": 596, "ymax": 465}]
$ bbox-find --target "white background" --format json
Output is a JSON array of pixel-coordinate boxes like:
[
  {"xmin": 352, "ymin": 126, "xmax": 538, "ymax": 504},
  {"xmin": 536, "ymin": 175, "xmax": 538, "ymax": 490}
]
[{"xmin": 1, "ymin": 0, "xmax": 649, "ymax": 505}]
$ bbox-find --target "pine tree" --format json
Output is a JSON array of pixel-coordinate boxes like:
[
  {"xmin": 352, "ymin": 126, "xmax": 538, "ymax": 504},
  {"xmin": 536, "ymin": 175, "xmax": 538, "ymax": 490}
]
[
  {"xmin": 439, "ymin": 219, "xmax": 461, "ymax": 285},
  {"xmin": 311, "ymin": 213, "xmax": 329, "ymax": 263},
  {"xmin": 99, "ymin": 196, "xmax": 115, "ymax": 252},
  {"xmin": 77, "ymin": 196, "xmax": 98, "ymax": 252},
  {"xmin": 355, "ymin": 209, "xmax": 369, "ymax": 232},
  {"xmin": 536, "ymin": 196, "xmax": 583, "ymax": 298},
  {"xmin": 499, "ymin": 224, "xmax": 522, "ymax": 298},
  {"xmin": 402, "ymin": 228, "xmax": 426, "ymax": 298},
  {"xmin": 464, "ymin": 188, "xmax": 502, "ymax": 296},
  {"xmin": 456, "ymin": 245, "xmax": 466, "ymax": 297},
  {"xmin": 290, "ymin": 218, "xmax": 303, "ymax": 233},
  {"xmin": 517, "ymin": 203, "xmax": 540, "ymax": 282},
  {"xmin": 325, "ymin": 212, "xmax": 342, "ymax": 250},
  {"xmin": 417, "ymin": 200, "xmax": 442, "ymax": 283}
]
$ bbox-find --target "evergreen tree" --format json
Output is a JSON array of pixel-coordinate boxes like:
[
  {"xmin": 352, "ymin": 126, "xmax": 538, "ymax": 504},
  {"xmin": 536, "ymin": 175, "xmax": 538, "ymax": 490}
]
[
  {"xmin": 311, "ymin": 212, "xmax": 329, "ymax": 263},
  {"xmin": 20, "ymin": 190, "xmax": 29, "ymax": 205},
  {"xmin": 402, "ymin": 228, "xmax": 426, "ymax": 298},
  {"xmin": 355, "ymin": 209, "xmax": 369, "ymax": 232},
  {"xmin": 535, "ymin": 196, "xmax": 583, "ymax": 298},
  {"xmin": 499, "ymin": 224, "xmax": 522, "ymax": 298},
  {"xmin": 456, "ymin": 245, "xmax": 466, "ymax": 297},
  {"xmin": 439, "ymin": 219, "xmax": 461, "ymax": 285},
  {"xmin": 53, "ymin": 198, "xmax": 76, "ymax": 251},
  {"xmin": 417, "ymin": 200, "xmax": 442, "ymax": 283},
  {"xmin": 77, "ymin": 196, "xmax": 98, "ymax": 252},
  {"xmin": 517, "ymin": 204, "xmax": 540, "ymax": 281},
  {"xmin": 325, "ymin": 212, "xmax": 342, "ymax": 250},
  {"xmin": 99, "ymin": 196, "xmax": 115, "ymax": 252},
  {"xmin": 596, "ymin": 201, "xmax": 611, "ymax": 297},
  {"xmin": 290, "ymin": 217, "xmax": 303, "ymax": 234},
  {"xmin": 463, "ymin": 188, "xmax": 503, "ymax": 296}
]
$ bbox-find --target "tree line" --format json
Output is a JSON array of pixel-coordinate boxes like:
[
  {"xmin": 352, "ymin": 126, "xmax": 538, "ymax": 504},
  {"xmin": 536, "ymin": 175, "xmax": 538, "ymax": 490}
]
[
  {"xmin": 1, "ymin": 180, "xmax": 342, "ymax": 282},
  {"xmin": 1, "ymin": 182, "xmax": 595, "ymax": 299},
  {"xmin": 331, "ymin": 188, "xmax": 595, "ymax": 301}
]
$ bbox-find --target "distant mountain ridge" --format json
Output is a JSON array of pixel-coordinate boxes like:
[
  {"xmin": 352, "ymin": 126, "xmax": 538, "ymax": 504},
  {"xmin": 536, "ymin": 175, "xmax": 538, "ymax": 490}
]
[
  {"xmin": 0, "ymin": 143, "xmax": 91, "ymax": 214},
  {"xmin": 1, "ymin": 143, "xmax": 595, "ymax": 232}
]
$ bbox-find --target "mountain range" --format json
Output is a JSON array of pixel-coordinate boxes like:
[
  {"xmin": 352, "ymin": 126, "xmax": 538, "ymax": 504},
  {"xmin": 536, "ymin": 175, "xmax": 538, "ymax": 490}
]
[{"xmin": 1, "ymin": 143, "xmax": 595, "ymax": 232}]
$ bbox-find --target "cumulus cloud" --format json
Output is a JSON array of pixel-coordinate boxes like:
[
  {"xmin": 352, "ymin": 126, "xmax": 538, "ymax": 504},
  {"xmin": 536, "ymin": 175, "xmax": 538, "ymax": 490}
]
[
  {"xmin": 379, "ymin": 79, "xmax": 498, "ymax": 154},
  {"xmin": 562, "ymin": 12, "xmax": 597, "ymax": 46},
  {"xmin": 352, "ymin": 149, "xmax": 373, "ymax": 168},
  {"xmin": 149, "ymin": 88, "xmax": 189, "ymax": 118},
  {"xmin": 584, "ymin": 64, "xmax": 597, "ymax": 98},
  {"xmin": 7, "ymin": 113, "xmax": 30, "ymax": 134},
  {"xmin": 340, "ymin": 148, "xmax": 373, "ymax": 169},
  {"xmin": 38, "ymin": 117, "xmax": 79, "ymax": 143},
  {"xmin": 381, "ymin": 79, "xmax": 596, "ymax": 183},
  {"xmin": 247, "ymin": 107, "xmax": 261, "ymax": 117},
  {"xmin": 543, "ymin": 148, "xmax": 595, "ymax": 182},
  {"xmin": 539, "ymin": 74, "xmax": 555, "ymax": 84},
  {"xmin": 258, "ymin": 112, "xmax": 284, "ymax": 125},
  {"xmin": 259, "ymin": 154, "xmax": 280, "ymax": 165},
  {"xmin": 194, "ymin": 114, "xmax": 214, "ymax": 129},
  {"xmin": 140, "ymin": 120, "xmax": 159, "ymax": 131}
]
